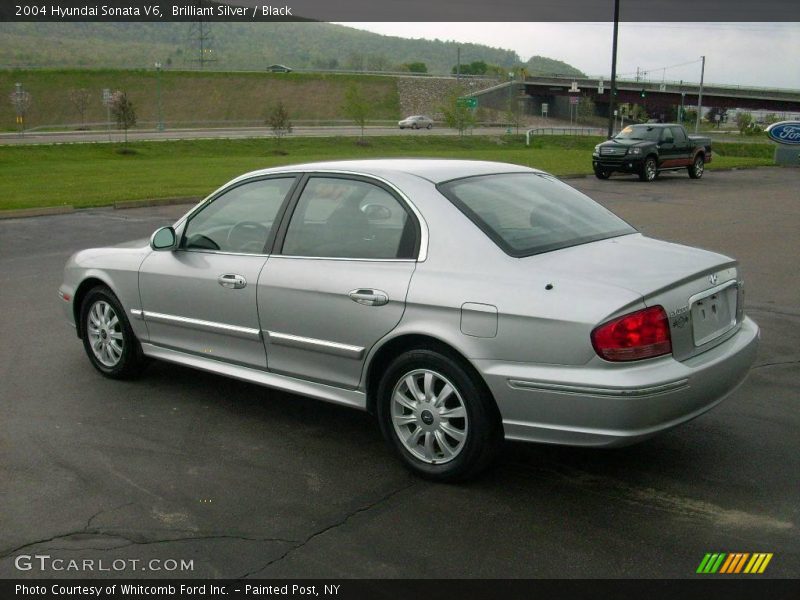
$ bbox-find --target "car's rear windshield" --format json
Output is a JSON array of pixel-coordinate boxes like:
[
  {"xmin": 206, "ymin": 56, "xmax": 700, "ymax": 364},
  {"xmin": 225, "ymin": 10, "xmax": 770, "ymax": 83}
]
[
  {"xmin": 613, "ymin": 125, "xmax": 661, "ymax": 141},
  {"xmin": 437, "ymin": 173, "xmax": 636, "ymax": 258}
]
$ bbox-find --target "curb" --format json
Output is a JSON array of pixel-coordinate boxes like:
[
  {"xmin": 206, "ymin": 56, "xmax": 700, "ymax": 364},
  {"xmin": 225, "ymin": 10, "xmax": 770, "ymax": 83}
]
[
  {"xmin": 0, "ymin": 205, "xmax": 74, "ymax": 220},
  {"xmin": 113, "ymin": 196, "xmax": 202, "ymax": 209}
]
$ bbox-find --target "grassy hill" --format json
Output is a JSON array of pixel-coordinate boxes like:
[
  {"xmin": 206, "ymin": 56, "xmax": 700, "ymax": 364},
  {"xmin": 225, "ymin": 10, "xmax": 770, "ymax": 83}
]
[
  {"xmin": 0, "ymin": 22, "xmax": 582, "ymax": 76},
  {"xmin": 0, "ymin": 69, "xmax": 401, "ymax": 130}
]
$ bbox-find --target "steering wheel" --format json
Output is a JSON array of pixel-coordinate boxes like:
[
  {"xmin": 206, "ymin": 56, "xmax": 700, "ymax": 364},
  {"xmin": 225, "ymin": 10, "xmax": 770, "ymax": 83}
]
[{"xmin": 226, "ymin": 221, "xmax": 269, "ymax": 253}]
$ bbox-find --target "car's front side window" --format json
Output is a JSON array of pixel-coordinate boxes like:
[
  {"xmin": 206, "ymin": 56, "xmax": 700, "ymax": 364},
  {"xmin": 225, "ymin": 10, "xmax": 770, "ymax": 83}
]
[
  {"xmin": 182, "ymin": 177, "xmax": 295, "ymax": 254},
  {"xmin": 281, "ymin": 177, "xmax": 417, "ymax": 259}
]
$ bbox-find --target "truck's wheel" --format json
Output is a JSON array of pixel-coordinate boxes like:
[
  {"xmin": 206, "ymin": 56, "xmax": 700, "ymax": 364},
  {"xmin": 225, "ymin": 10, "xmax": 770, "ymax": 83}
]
[
  {"xmin": 594, "ymin": 167, "xmax": 611, "ymax": 180},
  {"xmin": 638, "ymin": 157, "xmax": 658, "ymax": 182},
  {"xmin": 688, "ymin": 154, "xmax": 705, "ymax": 179}
]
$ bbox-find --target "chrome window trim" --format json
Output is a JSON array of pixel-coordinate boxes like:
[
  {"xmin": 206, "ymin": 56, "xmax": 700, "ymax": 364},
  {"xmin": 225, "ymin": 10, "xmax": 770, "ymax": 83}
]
[
  {"xmin": 270, "ymin": 255, "xmax": 415, "ymax": 264},
  {"xmin": 266, "ymin": 331, "xmax": 365, "ymax": 360},
  {"xmin": 175, "ymin": 169, "xmax": 430, "ymax": 262},
  {"xmin": 179, "ymin": 248, "xmax": 270, "ymax": 258},
  {"xmin": 134, "ymin": 309, "xmax": 262, "ymax": 340}
]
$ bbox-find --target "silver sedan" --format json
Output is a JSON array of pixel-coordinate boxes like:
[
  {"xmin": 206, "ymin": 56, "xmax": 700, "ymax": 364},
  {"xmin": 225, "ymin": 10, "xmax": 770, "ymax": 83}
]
[
  {"xmin": 59, "ymin": 160, "xmax": 759, "ymax": 481},
  {"xmin": 398, "ymin": 115, "xmax": 433, "ymax": 129}
]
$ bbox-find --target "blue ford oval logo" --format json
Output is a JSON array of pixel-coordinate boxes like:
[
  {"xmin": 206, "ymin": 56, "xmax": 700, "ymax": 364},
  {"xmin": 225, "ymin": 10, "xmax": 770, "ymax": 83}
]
[{"xmin": 766, "ymin": 121, "xmax": 800, "ymax": 145}]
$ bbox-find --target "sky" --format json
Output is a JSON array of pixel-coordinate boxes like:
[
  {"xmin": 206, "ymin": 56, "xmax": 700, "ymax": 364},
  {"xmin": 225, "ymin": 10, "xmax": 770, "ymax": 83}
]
[{"xmin": 338, "ymin": 22, "xmax": 800, "ymax": 90}]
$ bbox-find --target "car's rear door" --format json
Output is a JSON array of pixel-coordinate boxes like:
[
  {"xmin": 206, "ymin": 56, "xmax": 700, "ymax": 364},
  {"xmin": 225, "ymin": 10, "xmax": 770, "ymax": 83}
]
[
  {"xmin": 672, "ymin": 126, "xmax": 692, "ymax": 165},
  {"xmin": 137, "ymin": 176, "xmax": 298, "ymax": 369},
  {"xmin": 658, "ymin": 127, "xmax": 681, "ymax": 167},
  {"xmin": 257, "ymin": 174, "xmax": 421, "ymax": 388}
]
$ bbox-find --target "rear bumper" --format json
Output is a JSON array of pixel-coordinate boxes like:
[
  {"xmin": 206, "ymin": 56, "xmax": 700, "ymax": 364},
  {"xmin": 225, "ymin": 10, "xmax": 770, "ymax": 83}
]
[{"xmin": 475, "ymin": 316, "xmax": 759, "ymax": 447}]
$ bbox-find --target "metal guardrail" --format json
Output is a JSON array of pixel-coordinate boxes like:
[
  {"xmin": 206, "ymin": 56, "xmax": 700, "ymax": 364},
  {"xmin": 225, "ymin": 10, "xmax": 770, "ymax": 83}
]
[{"xmin": 525, "ymin": 127, "xmax": 605, "ymax": 146}]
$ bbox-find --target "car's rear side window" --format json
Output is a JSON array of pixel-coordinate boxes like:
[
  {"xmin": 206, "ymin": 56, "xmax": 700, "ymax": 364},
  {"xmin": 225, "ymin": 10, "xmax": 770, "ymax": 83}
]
[{"xmin": 438, "ymin": 173, "xmax": 636, "ymax": 258}]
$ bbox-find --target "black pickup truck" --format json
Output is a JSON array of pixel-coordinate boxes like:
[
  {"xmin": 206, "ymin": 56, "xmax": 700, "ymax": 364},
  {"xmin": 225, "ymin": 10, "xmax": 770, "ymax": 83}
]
[{"xmin": 592, "ymin": 123, "xmax": 712, "ymax": 182}]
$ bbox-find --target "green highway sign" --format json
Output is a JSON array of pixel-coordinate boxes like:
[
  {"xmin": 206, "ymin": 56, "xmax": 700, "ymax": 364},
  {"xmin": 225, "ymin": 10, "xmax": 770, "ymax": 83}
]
[{"xmin": 457, "ymin": 97, "xmax": 478, "ymax": 109}]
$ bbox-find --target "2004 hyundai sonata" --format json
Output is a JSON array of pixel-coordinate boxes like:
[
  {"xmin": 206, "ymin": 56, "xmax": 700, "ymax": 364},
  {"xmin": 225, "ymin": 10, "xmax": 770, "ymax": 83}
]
[{"xmin": 59, "ymin": 160, "xmax": 759, "ymax": 480}]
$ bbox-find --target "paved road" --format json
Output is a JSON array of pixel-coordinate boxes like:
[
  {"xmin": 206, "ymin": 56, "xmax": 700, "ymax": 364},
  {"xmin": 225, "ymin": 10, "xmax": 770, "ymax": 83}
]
[
  {"xmin": 0, "ymin": 125, "xmax": 513, "ymax": 146},
  {"xmin": 0, "ymin": 168, "xmax": 798, "ymax": 579}
]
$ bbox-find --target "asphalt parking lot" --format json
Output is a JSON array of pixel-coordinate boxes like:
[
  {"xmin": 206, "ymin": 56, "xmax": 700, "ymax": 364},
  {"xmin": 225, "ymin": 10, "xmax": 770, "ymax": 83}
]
[{"xmin": 1, "ymin": 167, "xmax": 798, "ymax": 579}]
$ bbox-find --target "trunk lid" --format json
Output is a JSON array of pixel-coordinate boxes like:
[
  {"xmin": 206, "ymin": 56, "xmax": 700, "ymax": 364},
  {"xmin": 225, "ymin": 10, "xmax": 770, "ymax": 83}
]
[{"xmin": 526, "ymin": 233, "xmax": 744, "ymax": 360}]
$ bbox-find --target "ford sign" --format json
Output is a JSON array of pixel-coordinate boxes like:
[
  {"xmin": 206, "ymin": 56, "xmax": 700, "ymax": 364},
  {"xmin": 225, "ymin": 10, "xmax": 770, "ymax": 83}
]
[{"xmin": 766, "ymin": 121, "xmax": 800, "ymax": 145}]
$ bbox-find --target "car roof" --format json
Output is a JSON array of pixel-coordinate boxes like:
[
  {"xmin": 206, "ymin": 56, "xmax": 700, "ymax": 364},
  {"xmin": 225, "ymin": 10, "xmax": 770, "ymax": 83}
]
[{"xmin": 235, "ymin": 159, "xmax": 541, "ymax": 185}]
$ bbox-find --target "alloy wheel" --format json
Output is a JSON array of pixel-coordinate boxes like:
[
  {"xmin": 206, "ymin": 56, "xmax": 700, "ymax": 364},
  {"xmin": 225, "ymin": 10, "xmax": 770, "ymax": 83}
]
[
  {"xmin": 86, "ymin": 300, "xmax": 124, "ymax": 367},
  {"xmin": 391, "ymin": 369, "xmax": 469, "ymax": 464}
]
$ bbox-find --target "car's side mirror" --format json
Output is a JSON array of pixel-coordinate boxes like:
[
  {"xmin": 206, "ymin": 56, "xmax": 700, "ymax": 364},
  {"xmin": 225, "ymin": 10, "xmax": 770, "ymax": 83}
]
[{"xmin": 150, "ymin": 226, "xmax": 177, "ymax": 251}]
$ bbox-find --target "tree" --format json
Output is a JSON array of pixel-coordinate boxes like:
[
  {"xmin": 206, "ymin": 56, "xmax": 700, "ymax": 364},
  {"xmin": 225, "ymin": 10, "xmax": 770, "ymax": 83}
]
[
  {"xmin": 109, "ymin": 91, "xmax": 136, "ymax": 145},
  {"xmin": 451, "ymin": 60, "xmax": 489, "ymax": 76},
  {"xmin": 441, "ymin": 92, "xmax": 476, "ymax": 138},
  {"xmin": 266, "ymin": 101, "xmax": 292, "ymax": 147},
  {"xmin": 577, "ymin": 95, "xmax": 596, "ymax": 124},
  {"xmin": 706, "ymin": 106, "xmax": 728, "ymax": 128},
  {"xmin": 763, "ymin": 113, "xmax": 780, "ymax": 125},
  {"xmin": 681, "ymin": 108, "xmax": 697, "ymax": 125},
  {"xmin": 735, "ymin": 111, "xmax": 753, "ymax": 134},
  {"xmin": 346, "ymin": 52, "xmax": 365, "ymax": 72},
  {"xmin": 366, "ymin": 54, "xmax": 390, "ymax": 72},
  {"xmin": 9, "ymin": 86, "xmax": 32, "ymax": 130},
  {"xmin": 403, "ymin": 62, "xmax": 428, "ymax": 74},
  {"xmin": 628, "ymin": 103, "xmax": 648, "ymax": 123},
  {"xmin": 68, "ymin": 88, "xmax": 91, "ymax": 127},
  {"xmin": 342, "ymin": 84, "xmax": 369, "ymax": 140}
]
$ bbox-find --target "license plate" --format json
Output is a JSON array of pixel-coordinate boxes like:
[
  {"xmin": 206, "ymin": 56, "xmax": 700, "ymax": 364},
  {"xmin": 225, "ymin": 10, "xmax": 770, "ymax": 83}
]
[{"xmin": 691, "ymin": 283, "xmax": 738, "ymax": 346}]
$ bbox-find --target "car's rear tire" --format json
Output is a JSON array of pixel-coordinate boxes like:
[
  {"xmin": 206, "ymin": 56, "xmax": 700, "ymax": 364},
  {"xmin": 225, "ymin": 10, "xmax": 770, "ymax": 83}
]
[
  {"xmin": 594, "ymin": 167, "xmax": 611, "ymax": 180},
  {"xmin": 688, "ymin": 154, "xmax": 705, "ymax": 179},
  {"xmin": 638, "ymin": 157, "xmax": 658, "ymax": 182},
  {"xmin": 426, "ymin": 124, "xmax": 432, "ymax": 130},
  {"xmin": 80, "ymin": 285, "xmax": 145, "ymax": 379},
  {"xmin": 376, "ymin": 348, "xmax": 502, "ymax": 481}
]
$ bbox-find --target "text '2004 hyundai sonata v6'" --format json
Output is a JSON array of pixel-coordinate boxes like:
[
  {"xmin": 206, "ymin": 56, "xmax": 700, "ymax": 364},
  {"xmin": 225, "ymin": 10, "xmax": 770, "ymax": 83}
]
[{"xmin": 59, "ymin": 160, "xmax": 759, "ymax": 481}]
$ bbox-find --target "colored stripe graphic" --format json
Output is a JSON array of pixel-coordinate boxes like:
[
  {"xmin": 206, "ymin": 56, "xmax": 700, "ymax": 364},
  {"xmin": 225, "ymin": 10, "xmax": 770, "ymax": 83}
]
[{"xmin": 698, "ymin": 552, "xmax": 773, "ymax": 574}]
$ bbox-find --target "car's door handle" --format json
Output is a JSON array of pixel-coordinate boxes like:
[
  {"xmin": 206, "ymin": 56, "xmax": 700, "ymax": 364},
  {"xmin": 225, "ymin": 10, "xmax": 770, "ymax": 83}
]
[
  {"xmin": 348, "ymin": 289, "xmax": 389, "ymax": 306},
  {"xmin": 218, "ymin": 274, "xmax": 247, "ymax": 289}
]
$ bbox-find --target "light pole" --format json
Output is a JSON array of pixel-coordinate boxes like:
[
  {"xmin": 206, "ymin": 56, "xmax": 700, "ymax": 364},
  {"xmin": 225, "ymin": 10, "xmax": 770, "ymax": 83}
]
[
  {"xmin": 695, "ymin": 55, "xmax": 705, "ymax": 133},
  {"xmin": 102, "ymin": 88, "xmax": 112, "ymax": 141},
  {"xmin": 506, "ymin": 71, "xmax": 514, "ymax": 134},
  {"xmin": 155, "ymin": 62, "xmax": 164, "ymax": 132},
  {"xmin": 607, "ymin": 0, "xmax": 620, "ymax": 138}
]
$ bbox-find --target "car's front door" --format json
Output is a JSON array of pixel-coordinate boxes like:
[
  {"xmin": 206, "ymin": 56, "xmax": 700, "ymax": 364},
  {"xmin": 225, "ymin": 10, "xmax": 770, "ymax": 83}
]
[
  {"xmin": 138, "ymin": 176, "xmax": 298, "ymax": 369},
  {"xmin": 257, "ymin": 175, "xmax": 420, "ymax": 388}
]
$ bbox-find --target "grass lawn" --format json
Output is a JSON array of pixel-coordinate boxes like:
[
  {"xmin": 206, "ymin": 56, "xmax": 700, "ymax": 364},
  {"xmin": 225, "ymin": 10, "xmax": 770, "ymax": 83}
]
[{"xmin": 0, "ymin": 135, "xmax": 775, "ymax": 211}]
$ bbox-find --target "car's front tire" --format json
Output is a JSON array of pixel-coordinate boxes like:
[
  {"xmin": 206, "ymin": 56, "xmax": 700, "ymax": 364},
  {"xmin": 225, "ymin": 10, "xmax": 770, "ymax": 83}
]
[
  {"xmin": 638, "ymin": 157, "xmax": 658, "ymax": 182},
  {"xmin": 80, "ymin": 285, "xmax": 145, "ymax": 379},
  {"xmin": 688, "ymin": 154, "xmax": 705, "ymax": 179},
  {"xmin": 426, "ymin": 124, "xmax": 432, "ymax": 129},
  {"xmin": 594, "ymin": 167, "xmax": 611, "ymax": 180},
  {"xmin": 377, "ymin": 349, "xmax": 502, "ymax": 481}
]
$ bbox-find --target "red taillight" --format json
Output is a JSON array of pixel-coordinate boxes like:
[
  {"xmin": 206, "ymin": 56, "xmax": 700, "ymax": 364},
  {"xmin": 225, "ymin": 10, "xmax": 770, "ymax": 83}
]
[{"xmin": 591, "ymin": 305, "xmax": 672, "ymax": 362}]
